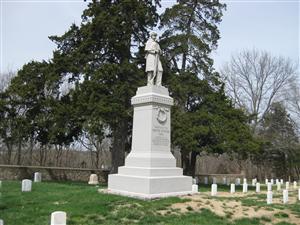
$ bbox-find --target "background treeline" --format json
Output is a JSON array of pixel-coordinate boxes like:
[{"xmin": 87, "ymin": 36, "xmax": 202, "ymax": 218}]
[{"xmin": 0, "ymin": 0, "xmax": 299, "ymax": 180}]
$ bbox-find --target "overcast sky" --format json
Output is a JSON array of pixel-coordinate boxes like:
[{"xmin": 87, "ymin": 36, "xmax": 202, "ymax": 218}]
[{"xmin": 1, "ymin": 0, "xmax": 299, "ymax": 74}]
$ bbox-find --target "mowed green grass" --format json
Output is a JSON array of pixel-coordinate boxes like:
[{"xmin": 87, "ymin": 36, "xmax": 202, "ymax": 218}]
[{"xmin": 0, "ymin": 181, "xmax": 298, "ymax": 225}]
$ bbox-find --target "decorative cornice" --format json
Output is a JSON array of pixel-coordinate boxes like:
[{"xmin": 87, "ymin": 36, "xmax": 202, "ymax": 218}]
[{"xmin": 131, "ymin": 94, "xmax": 174, "ymax": 106}]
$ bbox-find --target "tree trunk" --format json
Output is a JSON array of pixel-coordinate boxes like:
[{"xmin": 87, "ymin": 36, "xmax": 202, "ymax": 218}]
[
  {"xmin": 181, "ymin": 151, "xmax": 190, "ymax": 175},
  {"xmin": 28, "ymin": 138, "xmax": 34, "ymax": 166},
  {"xmin": 16, "ymin": 139, "xmax": 22, "ymax": 165},
  {"xmin": 5, "ymin": 142, "xmax": 13, "ymax": 164},
  {"xmin": 110, "ymin": 121, "xmax": 127, "ymax": 174},
  {"xmin": 190, "ymin": 151, "xmax": 198, "ymax": 177}
]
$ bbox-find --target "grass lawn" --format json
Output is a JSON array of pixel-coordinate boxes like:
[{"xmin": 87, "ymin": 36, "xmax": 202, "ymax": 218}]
[{"xmin": 0, "ymin": 181, "xmax": 299, "ymax": 225}]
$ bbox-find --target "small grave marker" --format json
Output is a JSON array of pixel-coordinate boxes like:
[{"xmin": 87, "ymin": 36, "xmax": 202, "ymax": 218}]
[
  {"xmin": 34, "ymin": 172, "xmax": 42, "ymax": 182},
  {"xmin": 293, "ymin": 181, "xmax": 297, "ymax": 189},
  {"xmin": 51, "ymin": 211, "xmax": 67, "ymax": 225},
  {"xmin": 277, "ymin": 182, "xmax": 281, "ymax": 191},
  {"xmin": 88, "ymin": 174, "xmax": 99, "ymax": 185},
  {"xmin": 256, "ymin": 182, "xmax": 260, "ymax": 193},
  {"xmin": 243, "ymin": 182, "xmax": 248, "ymax": 193},
  {"xmin": 230, "ymin": 183, "xmax": 235, "ymax": 193},
  {"xmin": 286, "ymin": 182, "xmax": 289, "ymax": 190},
  {"xmin": 192, "ymin": 184, "xmax": 198, "ymax": 193},
  {"xmin": 267, "ymin": 182, "xmax": 272, "ymax": 191},
  {"xmin": 283, "ymin": 189, "xmax": 289, "ymax": 204},
  {"xmin": 267, "ymin": 191, "xmax": 273, "ymax": 204},
  {"xmin": 211, "ymin": 184, "xmax": 217, "ymax": 196},
  {"xmin": 21, "ymin": 179, "xmax": 32, "ymax": 192}
]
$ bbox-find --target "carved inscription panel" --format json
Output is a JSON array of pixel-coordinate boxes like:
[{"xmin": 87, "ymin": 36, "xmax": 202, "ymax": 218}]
[{"xmin": 152, "ymin": 106, "xmax": 170, "ymax": 147}]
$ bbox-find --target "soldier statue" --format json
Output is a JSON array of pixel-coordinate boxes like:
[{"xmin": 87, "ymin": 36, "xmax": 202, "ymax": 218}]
[{"xmin": 145, "ymin": 32, "xmax": 163, "ymax": 86}]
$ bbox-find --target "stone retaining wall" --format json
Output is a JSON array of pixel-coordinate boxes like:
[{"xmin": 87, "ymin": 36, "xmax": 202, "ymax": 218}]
[
  {"xmin": 196, "ymin": 173, "xmax": 244, "ymax": 184},
  {"xmin": 0, "ymin": 165, "xmax": 109, "ymax": 183}
]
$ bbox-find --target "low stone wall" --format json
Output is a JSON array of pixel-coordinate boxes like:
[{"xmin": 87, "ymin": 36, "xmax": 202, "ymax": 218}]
[
  {"xmin": 196, "ymin": 173, "xmax": 244, "ymax": 184},
  {"xmin": 0, "ymin": 165, "xmax": 110, "ymax": 183}
]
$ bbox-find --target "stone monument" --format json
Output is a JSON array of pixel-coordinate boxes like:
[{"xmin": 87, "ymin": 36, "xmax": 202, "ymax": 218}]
[{"xmin": 107, "ymin": 32, "xmax": 193, "ymax": 199}]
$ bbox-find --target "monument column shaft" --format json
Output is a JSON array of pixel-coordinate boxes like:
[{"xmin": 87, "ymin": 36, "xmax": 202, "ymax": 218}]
[
  {"xmin": 125, "ymin": 86, "xmax": 176, "ymax": 168},
  {"xmin": 131, "ymin": 104, "xmax": 171, "ymax": 153}
]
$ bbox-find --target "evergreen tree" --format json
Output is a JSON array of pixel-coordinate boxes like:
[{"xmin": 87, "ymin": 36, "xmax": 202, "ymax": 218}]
[
  {"xmin": 0, "ymin": 61, "xmax": 82, "ymax": 165},
  {"xmin": 259, "ymin": 102, "xmax": 299, "ymax": 179},
  {"xmin": 160, "ymin": 0, "xmax": 225, "ymax": 77},
  {"xmin": 49, "ymin": 0, "xmax": 160, "ymax": 172},
  {"xmin": 160, "ymin": 0, "xmax": 257, "ymax": 175}
]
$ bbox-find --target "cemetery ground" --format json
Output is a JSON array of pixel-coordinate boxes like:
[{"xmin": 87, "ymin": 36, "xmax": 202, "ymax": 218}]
[{"xmin": 0, "ymin": 181, "xmax": 299, "ymax": 225}]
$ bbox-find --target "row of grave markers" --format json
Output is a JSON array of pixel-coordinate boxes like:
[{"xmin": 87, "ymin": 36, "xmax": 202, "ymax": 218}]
[
  {"xmin": 209, "ymin": 182, "xmax": 300, "ymax": 205},
  {"xmin": 199, "ymin": 176, "xmax": 297, "ymax": 187}
]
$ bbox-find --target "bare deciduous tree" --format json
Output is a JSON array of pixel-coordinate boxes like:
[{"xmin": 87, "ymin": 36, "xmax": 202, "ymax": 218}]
[
  {"xmin": 288, "ymin": 79, "xmax": 300, "ymax": 121},
  {"xmin": 221, "ymin": 49, "xmax": 297, "ymax": 131},
  {"xmin": 78, "ymin": 131, "xmax": 111, "ymax": 169},
  {"xmin": 0, "ymin": 70, "xmax": 15, "ymax": 92},
  {"xmin": 286, "ymin": 78, "xmax": 300, "ymax": 128}
]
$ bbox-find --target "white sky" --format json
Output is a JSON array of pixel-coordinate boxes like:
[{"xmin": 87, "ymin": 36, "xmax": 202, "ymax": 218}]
[{"xmin": 0, "ymin": 0, "xmax": 299, "ymax": 74}]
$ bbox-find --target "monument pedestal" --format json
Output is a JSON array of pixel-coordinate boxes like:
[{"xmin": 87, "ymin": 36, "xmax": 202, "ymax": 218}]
[{"xmin": 108, "ymin": 85, "xmax": 193, "ymax": 199}]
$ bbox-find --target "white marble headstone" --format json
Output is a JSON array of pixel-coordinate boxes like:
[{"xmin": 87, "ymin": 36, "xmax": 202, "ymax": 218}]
[
  {"xmin": 243, "ymin": 182, "xmax": 248, "ymax": 193},
  {"xmin": 0, "ymin": 219, "xmax": 3, "ymax": 225},
  {"xmin": 286, "ymin": 182, "xmax": 289, "ymax": 190},
  {"xmin": 192, "ymin": 184, "xmax": 198, "ymax": 193},
  {"xmin": 230, "ymin": 183, "xmax": 235, "ymax": 193},
  {"xmin": 267, "ymin": 182, "xmax": 272, "ymax": 191},
  {"xmin": 243, "ymin": 178, "xmax": 247, "ymax": 184},
  {"xmin": 0, "ymin": 180, "xmax": 2, "ymax": 188},
  {"xmin": 34, "ymin": 172, "xmax": 42, "ymax": 182},
  {"xmin": 265, "ymin": 179, "xmax": 268, "ymax": 185},
  {"xmin": 236, "ymin": 178, "xmax": 241, "ymax": 185},
  {"xmin": 277, "ymin": 182, "xmax": 281, "ymax": 191},
  {"xmin": 293, "ymin": 181, "xmax": 297, "ymax": 189},
  {"xmin": 51, "ymin": 211, "xmax": 66, "ymax": 225},
  {"xmin": 283, "ymin": 189, "xmax": 289, "ymax": 204},
  {"xmin": 204, "ymin": 177, "xmax": 208, "ymax": 185},
  {"xmin": 280, "ymin": 179, "xmax": 284, "ymax": 185},
  {"xmin": 88, "ymin": 174, "xmax": 99, "ymax": 185},
  {"xmin": 267, "ymin": 191, "xmax": 272, "ymax": 204},
  {"xmin": 256, "ymin": 182, "xmax": 260, "ymax": 193},
  {"xmin": 21, "ymin": 179, "xmax": 32, "ymax": 192},
  {"xmin": 211, "ymin": 184, "xmax": 217, "ymax": 196},
  {"xmin": 298, "ymin": 189, "xmax": 300, "ymax": 201},
  {"xmin": 192, "ymin": 178, "xmax": 197, "ymax": 185}
]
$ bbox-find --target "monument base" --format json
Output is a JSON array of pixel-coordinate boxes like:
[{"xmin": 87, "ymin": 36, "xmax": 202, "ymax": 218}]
[{"xmin": 108, "ymin": 172, "xmax": 194, "ymax": 200}]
